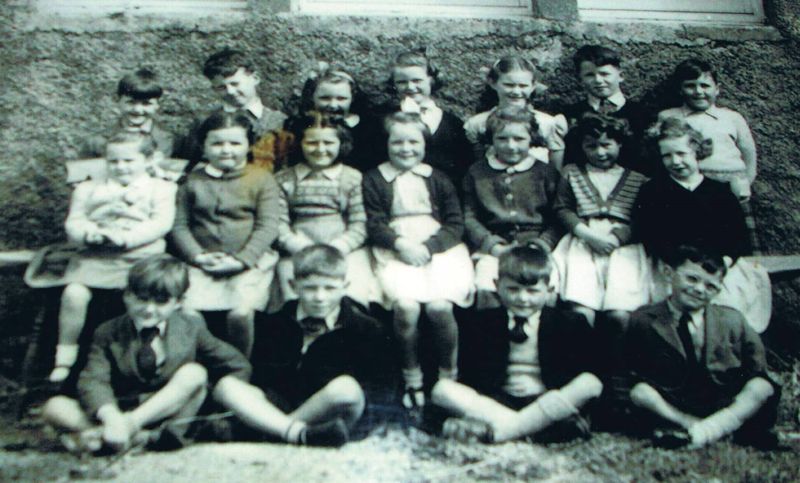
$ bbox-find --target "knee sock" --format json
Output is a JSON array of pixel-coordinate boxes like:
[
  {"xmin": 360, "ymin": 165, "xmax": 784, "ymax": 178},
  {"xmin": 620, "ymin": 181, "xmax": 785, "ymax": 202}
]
[
  {"xmin": 438, "ymin": 367, "xmax": 457, "ymax": 381},
  {"xmin": 689, "ymin": 408, "xmax": 742, "ymax": 446},
  {"xmin": 54, "ymin": 344, "xmax": 79, "ymax": 368},
  {"xmin": 402, "ymin": 367, "xmax": 423, "ymax": 389},
  {"xmin": 497, "ymin": 389, "xmax": 578, "ymax": 442}
]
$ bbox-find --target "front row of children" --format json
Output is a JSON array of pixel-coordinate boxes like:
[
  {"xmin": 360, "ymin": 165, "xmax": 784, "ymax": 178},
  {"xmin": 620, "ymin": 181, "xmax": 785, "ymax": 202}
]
[{"xmin": 42, "ymin": 241, "xmax": 779, "ymax": 453}]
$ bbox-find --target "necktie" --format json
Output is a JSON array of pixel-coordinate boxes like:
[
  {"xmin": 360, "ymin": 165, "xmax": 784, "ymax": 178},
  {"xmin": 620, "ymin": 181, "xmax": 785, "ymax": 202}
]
[
  {"xmin": 300, "ymin": 317, "xmax": 328, "ymax": 337},
  {"xmin": 137, "ymin": 327, "xmax": 160, "ymax": 379},
  {"xmin": 676, "ymin": 313, "xmax": 698, "ymax": 365},
  {"xmin": 598, "ymin": 98, "xmax": 615, "ymax": 115},
  {"xmin": 509, "ymin": 316, "xmax": 529, "ymax": 343}
]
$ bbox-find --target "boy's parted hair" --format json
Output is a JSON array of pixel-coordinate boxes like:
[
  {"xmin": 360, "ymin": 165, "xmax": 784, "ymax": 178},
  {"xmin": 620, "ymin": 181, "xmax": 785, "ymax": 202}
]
[
  {"xmin": 106, "ymin": 131, "xmax": 158, "ymax": 158},
  {"xmin": 293, "ymin": 244, "xmax": 347, "ymax": 280},
  {"xmin": 671, "ymin": 58, "xmax": 717, "ymax": 86},
  {"xmin": 573, "ymin": 112, "xmax": 632, "ymax": 144},
  {"xmin": 388, "ymin": 49, "xmax": 442, "ymax": 94},
  {"xmin": 666, "ymin": 244, "xmax": 727, "ymax": 278},
  {"xmin": 572, "ymin": 45, "xmax": 622, "ymax": 73},
  {"xmin": 648, "ymin": 116, "xmax": 713, "ymax": 160},
  {"xmin": 127, "ymin": 254, "xmax": 190, "ymax": 302},
  {"xmin": 383, "ymin": 111, "xmax": 432, "ymax": 142},
  {"xmin": 289, "ymin": 111, "xmax": 354, "ymax": 164},
  {"xmin": 117, "ymin": 68, "xmax": 163, "ymax": 100},
  {"xmin": 203, "ymin": 48, "xmax": 255, "ymax": 80},
  {"xmin": 498, "ymin": 243, "xmax": 553, "ymax": 286},
  {"xmin": 484, "ymin": 105, "xmax": 545, "ymax": 147}
]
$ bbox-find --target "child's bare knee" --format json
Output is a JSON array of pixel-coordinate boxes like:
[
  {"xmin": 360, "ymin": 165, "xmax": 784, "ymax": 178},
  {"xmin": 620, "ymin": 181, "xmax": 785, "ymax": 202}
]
[
  {"xmin": 425, "ymin": 301, "xmax": 453, "ymax": 319},
  {"xmin": 62, "ymin": 284, "xmax": 92, "ymax": 306},
  {"xmin": 574, "ymin": 372, "xmax": 604, "ymax": 398},
  {"xmin": 175, "ymin": 363, "xmax": 208, "ymax": 388},
  {"xmin": 430, "ymin": 379, "xmax": 458, "ymax": 405},
  {"xmin": 327, "ymin": 375, "xmax": 364, "ymax": 407},
  {"xmin": 630, "ymin": 382, "xmax": 657, "ymax": 406},
  {"xmin": 42, "ymin": 396, "xmax": 76, "ymax": 423}
]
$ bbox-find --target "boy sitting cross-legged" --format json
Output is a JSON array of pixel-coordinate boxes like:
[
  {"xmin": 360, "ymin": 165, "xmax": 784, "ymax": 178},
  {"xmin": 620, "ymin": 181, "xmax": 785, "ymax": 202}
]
[
  {"xmin": 626, "ymin": 245, "xmax": 780, "ymax": 449},
  {"xmin": 242, "ymin": 244, "xmax": 389, "ymax": 446},
  {"xmin": 41, "ymin": 254, "xmax": 251, "ymax": 453},
  {"xmin": 431, "ymin": 245, "xmax": 603, "ymax": 443}
]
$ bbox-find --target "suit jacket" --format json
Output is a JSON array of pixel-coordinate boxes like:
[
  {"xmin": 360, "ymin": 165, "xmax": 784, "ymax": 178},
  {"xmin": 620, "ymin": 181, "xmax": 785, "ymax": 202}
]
[
  {"xmin": 457, "ymin": 306, "xmax": 597, "ymax": 396},
  {"xmin": 626, "ymin": 301, "xmax": 770, "ymax": 400},
  {"xmin": 78, "ymin": 310, "xmax": 251, "ymax": 417},
  {"xmin": 250, "ymin": 298, "xmax": 388, "ymax": 402}
]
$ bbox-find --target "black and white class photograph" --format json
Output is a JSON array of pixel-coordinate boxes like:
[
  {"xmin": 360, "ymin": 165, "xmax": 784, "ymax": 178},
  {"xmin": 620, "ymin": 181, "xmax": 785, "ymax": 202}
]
[{"xmin": 1, "ymin": 0, "xmax": 799, "ymax": 481}]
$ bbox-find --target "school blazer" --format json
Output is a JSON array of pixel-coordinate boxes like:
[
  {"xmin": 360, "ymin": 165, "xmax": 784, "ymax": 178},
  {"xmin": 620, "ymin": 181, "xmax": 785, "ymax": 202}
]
[
  {"xmin": 625, "ymin": 301, "xmax": 770, "ymax": 395},
  {"xmin": 250, "ymin": 298, "xmax": 389, "ymax": 402},
  {"xmin": 78, "ymin": 311, "xmax": 251, "ymax": 417},
  {"xmin": 457, "ymin": 306, "xmax": 597, "ymax": 396}
]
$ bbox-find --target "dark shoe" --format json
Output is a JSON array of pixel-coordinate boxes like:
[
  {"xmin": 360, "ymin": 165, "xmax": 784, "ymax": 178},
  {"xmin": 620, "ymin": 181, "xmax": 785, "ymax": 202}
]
[
  {"xmin": 304, "ymin": 418, "xmax": 349, "ymax": 448},
  {"xmin": 441, "ymin": 417, "xmax": 494, "ymax": 444},
  {"xmin": 652, "ymin": 428, "xmax": 691, "ymax": 449}
]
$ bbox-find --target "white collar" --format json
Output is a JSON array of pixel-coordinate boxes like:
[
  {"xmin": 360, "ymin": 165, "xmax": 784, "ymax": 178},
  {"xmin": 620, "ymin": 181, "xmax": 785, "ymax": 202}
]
[
  {"xmin": 295, "ymin": 163, "xmax": 343, "ymax": 181},
  {"xmin": 378, "ymin": 162, "xmax": 433, "ymax": 182},
  {"xmin": 506, "ymin": 310, "xmax": 542, "ymax": 338},
  {"xmin": 134, "ymin": 320, "xmax": 167, "ymax": 337},
  {"xmin": 681, "ymin": 104, "xmax": 722, "ymax": 120},
  {"xmin": 204, "ymin": 163, "xmax": 245, "ymax": 178},
  {"xmin": 296, "ymin": 305, "xmax": 341, "ymax": 332},
  {"xmin": 486, "ymin": 147, "xmax": 541, "ymax": 173},
  {"xmin": 343, "ymin": 113, "xmax": 360, "ymax": 128},
  {"xmin": 671, "ymin": 174, "xmax": 704, "ymax": 192},
  {"xmin": 588, "ymin": 91, "xmax": 627, "ymax": 112},
  {"xmin": 667, "ymin": 299, "xmax": 704, "ymax": 325}
]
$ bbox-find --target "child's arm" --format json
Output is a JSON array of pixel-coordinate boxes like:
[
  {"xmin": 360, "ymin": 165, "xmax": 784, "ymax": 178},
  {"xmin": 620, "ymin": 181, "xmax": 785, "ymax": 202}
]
[
  {"xmin": 113, "ymin": 180, "xmax": 177, "ymax": 250},
  {"xmin": 462, "ymin": 169, "xmax": 506, "ymax": 254},
  {"xmin": 64, "ymin": 182, "xmax": 103, "ymax": 245},
  {"xmin": 733, "ymin": 112, "xmax": 757, "ymax": 183},
  {"xmin": 329, "ymin": 169, "xmax": 367, "ymax": 254},
  {"xmin": 553, "ymin": 175, "xmax": 619, "ymax": 255},
  {"xmin": 275, "ymin": 175, "xmax": 315, "ymax": 254},
  {"xmin": 363, "ymin": 170, "xmax": 400, "ymax": 250},
  {"xmin": 234, "ymin": 171, "xmax": 281, "ymax": 268},
  {"xmin": 423, "ymin": 172, "xmax": 465, "ymax": 255},
  {"xmin": 170, "ymin": 181, "xmax": 206, "ymax": 264}
]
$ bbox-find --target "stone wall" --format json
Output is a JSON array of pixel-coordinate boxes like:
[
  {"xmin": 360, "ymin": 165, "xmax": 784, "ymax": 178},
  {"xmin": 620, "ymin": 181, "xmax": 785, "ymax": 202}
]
[{"xmin": 1, "ymin": 0, "xmax": 799, "ymax": 370}]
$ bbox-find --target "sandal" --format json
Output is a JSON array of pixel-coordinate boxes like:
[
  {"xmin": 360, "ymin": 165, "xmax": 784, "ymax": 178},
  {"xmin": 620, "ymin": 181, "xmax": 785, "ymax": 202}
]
[{"xmin": 401, "ymin": 386, "xmax": 425, "ymax": 410}]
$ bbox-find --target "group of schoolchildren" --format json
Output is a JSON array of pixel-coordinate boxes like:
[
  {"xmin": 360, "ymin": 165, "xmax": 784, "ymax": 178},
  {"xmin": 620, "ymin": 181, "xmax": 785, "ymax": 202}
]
[{"xmin": 30, "ymin": 43, "xmax": 781, "ymax": 455}]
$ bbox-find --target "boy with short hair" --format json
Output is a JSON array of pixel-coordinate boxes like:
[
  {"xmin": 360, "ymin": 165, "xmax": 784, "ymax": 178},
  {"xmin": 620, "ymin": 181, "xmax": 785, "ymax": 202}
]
[
  {"xmin": 42, "ymin": 254, "xmax": 250, "ymax": 453},
  {"xmin": 626, "ymin": 245, "xmax": 779, "ymax": 449},
  {"xmin": 82, "ymin": 68, "xmax": 174, "ymax": 160},
  {"xmin": 177, "ymin": 48, "xmax": 289, "ymax": 172},
  {"xmin": 559, "ymin": 45, "xmax": 652, "ymax": 175},
  {"xmin": 431, "ymin": 245, "xmax": 603, "ymax": 443},
  {"xmin": 244, "ymin": 244, "xmax": 388, "ymax": 445}
]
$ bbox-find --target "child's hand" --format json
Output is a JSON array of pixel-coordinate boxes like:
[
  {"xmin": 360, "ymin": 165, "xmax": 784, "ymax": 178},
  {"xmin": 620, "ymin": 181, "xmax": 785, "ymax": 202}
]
[
  {"xmin": 396, "ymin": 239, "xmax": 431, "ymax": 266},
  {"xmin": 100, "ymin": 412, "xmax": 136, "ymax": 452},
  {"xmin": 85, "ymin": 231, "xmax": 106, "ymax": 245},
  {"xmin": 193, "ymin": 252, "xmax": 224, "ymax": 268},
  {"xmin": 205, "ymin": 254, "xmax": 245, "ymax": 275},
  {"xmin": 100, "ymin": 231, "xmax": 127, "ymax": 248},
  {"xmin": 729, "ymin": 177, "xmax": 751, "ymax": 202},
  {"xmin": 489, "ymin": 243, "xmax": 513, "ymax": 258},
  {"xmin": 585, "ymin": 232, "xmax": 620, "ymax": 256}
]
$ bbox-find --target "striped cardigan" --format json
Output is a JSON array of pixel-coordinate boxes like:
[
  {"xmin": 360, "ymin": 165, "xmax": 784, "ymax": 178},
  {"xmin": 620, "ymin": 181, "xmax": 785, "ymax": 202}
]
[{"xmin": 553, "ymin": 164, "xmax": 647, "ymax": 244}]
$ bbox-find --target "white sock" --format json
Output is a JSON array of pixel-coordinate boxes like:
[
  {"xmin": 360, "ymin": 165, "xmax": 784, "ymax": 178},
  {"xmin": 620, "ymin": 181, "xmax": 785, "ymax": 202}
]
[
  {"xmin": 536, "ymin": 389, "xmax": 579, "ymax": 423},
  {"xmin": 402, "ymin": 367, "xmax": 423, "ymax": 389},
  {"xmin": 438, "ymin": 367, "xmax": 457, "ymax": 381},
  {"xmin": 54, "ymin": 344, "xmax": 79, "ymax": 368}
]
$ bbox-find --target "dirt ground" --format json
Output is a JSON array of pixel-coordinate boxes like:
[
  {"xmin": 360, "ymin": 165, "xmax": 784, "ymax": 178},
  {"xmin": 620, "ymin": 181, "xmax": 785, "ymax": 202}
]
[{"xmin": 2, "ymin": 398, "xmax": 799, "ymax": 482}]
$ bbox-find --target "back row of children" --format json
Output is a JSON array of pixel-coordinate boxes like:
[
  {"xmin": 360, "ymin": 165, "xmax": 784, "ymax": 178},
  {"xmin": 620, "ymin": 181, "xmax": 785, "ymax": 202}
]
[{"xmin": 34, "ymin": 42, "xmax": 777, "ymax": 451}]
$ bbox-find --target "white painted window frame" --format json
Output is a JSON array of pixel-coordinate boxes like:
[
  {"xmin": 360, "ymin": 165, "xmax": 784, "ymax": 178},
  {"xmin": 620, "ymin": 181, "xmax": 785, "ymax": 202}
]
[
  {"xmin": 290, "ymin": 0, "xmax": 533, "ymax": 18},
  {"xmin": 577, "ymin": 0, "xmax": 765, "ymax": 24},
  {"xmin": 37, "ymin": 0, "xmax": 249, "ymax": 17}
]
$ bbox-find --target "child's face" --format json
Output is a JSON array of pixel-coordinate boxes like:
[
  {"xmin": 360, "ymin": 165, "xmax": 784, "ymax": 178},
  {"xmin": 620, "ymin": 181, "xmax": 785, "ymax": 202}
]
[
  {"xmin": 118, "ymin": 96, "xmax": 159, "ymax": 129},
  {"xmin": 496, "ymin": 276, "xmax": 552, "ymax": 318},
  {"xmin": 388, "ymin": 123, "xmax": 426, "ymax": 170},
  {"xmin": 492, "ymin": 70, "xmax": 535, "ymax": 108},
  {"xmin": 668, "ymin": 260, "xmax": 723, "ymax": 312},
  {"xmin": 313, "ymin": 81, "xmax": 353, "ymax": 116},
  {"xmin": 204, "ymin": 126, "xmax": 249, "ymax": 172},
  {"xmin": 493, "ymin": 122, "xmax": 532, "ymax": 165},
  {"xmin": 578, "ymin": 61, "xmax": 623, "ymax": 100},
  {"xmin": 659, "ymin": 135, "xmax": 700, "ymax": 181},
  {"xmin": 291, "ymin": 274, "xmax": 348, "ymax": 319},
  {"xmin": 680, "ymin": 72, "xmax": 719, "ymax": 112},
  {"xmin": 210, "ymin": 67, "xmax": 260, "ymax": 109},
  {"xmin": 123, "ymin": 291, "xmax": 180, "ymax": 329},
  {"xmin": 392, "ymin": 66, "xmax": 433, "ymax": 104},
  {"xmin": 106, "ymin": 142, "xmax": 149, "ymax": 185},
  {"xmin": 581, "ymin": 133, "xmax": 621, "ymax": 170},
  {"xmin": 302, "ymin": 127, "xmax": 341, "ymax": 170}
]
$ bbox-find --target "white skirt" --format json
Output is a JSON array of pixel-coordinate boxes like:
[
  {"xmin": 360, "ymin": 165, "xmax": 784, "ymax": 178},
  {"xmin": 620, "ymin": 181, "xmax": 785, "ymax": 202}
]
[
  {"xmin": 552, "ymin": 220, "xmax": 651, "ymax": 311},
  {"xmin": 182, "ymin": 251, "xmax": 278, "ymax": 312},
  {"xmin": 373, "ymin": 215, "xmax": 474, "ymax": 307}
]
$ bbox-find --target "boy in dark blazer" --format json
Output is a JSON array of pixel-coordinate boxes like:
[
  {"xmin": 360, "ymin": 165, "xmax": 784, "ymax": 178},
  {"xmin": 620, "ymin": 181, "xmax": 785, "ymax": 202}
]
[
  {"xmin": 626, "ymin": 245, "xmax": 779, "ymax": 448},
  {"xmin": 431, "ymin": 245, "xmax": 603, "ymax": 443},
  {"xmin": 42, "ymin": 254, "xmax": 251, "ymax": 453},
  {"xmin": 246, "ymin": 244, "xmax": 388, "ymax": 446}
]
